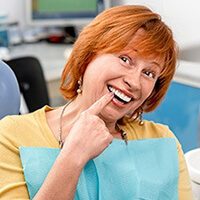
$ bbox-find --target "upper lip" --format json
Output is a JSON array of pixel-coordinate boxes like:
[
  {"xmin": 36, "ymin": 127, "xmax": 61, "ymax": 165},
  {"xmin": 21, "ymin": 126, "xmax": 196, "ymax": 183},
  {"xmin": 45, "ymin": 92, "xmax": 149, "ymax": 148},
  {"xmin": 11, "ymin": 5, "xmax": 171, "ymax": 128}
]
[{"xmin": 108, "ymin": 85, "xmax": 136, "ymax": 100}]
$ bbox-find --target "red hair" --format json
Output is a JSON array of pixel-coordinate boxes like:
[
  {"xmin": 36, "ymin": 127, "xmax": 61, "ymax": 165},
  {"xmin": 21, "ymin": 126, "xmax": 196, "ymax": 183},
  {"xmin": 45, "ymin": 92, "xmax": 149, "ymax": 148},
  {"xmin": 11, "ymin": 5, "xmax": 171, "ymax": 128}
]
[{"xmin": 60, "ymin": 5, "xmax": 178, "ymax": 114}]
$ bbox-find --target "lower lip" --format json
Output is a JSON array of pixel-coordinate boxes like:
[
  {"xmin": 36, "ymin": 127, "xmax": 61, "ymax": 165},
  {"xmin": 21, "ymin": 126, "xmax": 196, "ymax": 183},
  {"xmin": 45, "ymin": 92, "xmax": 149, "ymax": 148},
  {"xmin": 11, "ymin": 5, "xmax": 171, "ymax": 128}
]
[{"xmin": 111, "ymin": 97, "xmax": 128, "ymax": 108}]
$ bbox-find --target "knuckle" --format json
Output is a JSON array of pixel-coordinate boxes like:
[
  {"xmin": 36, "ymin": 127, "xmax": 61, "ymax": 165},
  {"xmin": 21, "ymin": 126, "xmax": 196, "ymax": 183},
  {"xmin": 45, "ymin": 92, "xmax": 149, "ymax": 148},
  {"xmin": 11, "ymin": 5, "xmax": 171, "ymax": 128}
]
[
  {"xmin": 81, "ymin": 110, "xmax": 90, "ymax": 117},
  {"xmin": 80, "ymin": 111, "xmax": 86, "ymax": 116},
  {"xmin": 93, "ymin": 101, "xmax": 103, "ymax": 111},
  {"xmin": 97, "ymin": 101, "xmax": 103, "ymax": 108},
  {"xmin": 79, "ymin": 113, "xmax": 86, "ymax": 120}
]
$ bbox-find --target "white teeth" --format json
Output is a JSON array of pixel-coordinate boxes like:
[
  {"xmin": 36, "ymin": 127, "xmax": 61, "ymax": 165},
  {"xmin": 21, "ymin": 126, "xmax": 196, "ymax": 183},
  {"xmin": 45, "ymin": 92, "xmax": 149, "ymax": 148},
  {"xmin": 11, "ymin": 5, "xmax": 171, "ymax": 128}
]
[{"xmin": 108, "ymin": 86, "xmax": 132, "ymax": 103}]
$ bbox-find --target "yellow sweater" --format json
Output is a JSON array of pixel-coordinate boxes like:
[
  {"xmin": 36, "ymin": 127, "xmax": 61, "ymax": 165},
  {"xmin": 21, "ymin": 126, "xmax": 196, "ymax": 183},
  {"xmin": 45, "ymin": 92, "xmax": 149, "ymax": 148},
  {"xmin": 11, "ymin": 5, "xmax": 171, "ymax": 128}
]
[{"xmin": 0, "ymin": 106, "xmax": 193, "ymax": 199}]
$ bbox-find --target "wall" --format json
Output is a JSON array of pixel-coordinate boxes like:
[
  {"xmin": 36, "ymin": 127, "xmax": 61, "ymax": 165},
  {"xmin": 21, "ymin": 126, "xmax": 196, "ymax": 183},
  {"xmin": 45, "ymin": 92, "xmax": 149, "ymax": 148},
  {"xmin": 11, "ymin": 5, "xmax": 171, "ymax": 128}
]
[
  {"xmin": 112, "ymin": 0, "xmax": 200, "ymax": 49},
  {"xmin": 0, "ymin": 0, "xmax": 25, "ymax": 29}
]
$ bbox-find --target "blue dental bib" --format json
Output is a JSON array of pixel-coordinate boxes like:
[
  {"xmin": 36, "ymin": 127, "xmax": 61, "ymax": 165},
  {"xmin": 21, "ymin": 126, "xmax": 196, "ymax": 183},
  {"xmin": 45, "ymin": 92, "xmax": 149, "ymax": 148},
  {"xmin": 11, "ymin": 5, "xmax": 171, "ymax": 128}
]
[{"xmin": 19, "ymin": 138, "xmax": 179, "ymax": 200}]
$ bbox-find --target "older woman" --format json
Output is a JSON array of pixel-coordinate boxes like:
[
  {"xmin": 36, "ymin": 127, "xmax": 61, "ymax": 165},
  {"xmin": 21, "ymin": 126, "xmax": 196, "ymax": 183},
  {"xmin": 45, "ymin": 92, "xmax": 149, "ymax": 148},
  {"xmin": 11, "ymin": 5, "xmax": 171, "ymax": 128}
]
[{"xmin": 0, "ymin": 5, "xmax": 193, "ymax": 200}]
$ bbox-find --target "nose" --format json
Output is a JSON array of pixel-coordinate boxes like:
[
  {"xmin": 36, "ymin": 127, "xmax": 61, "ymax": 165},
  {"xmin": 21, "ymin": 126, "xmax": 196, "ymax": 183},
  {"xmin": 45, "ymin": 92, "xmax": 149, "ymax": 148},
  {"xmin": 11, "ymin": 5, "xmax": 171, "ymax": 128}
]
[{"xmin": 123, "ymin": 71, "xmax": 141, "ymax": 91}]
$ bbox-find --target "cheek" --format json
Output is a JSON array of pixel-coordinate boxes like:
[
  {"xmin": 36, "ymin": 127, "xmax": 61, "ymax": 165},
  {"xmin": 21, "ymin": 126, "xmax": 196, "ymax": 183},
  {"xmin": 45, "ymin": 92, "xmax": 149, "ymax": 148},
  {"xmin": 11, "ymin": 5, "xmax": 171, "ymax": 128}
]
[
  {"xmin": 144, "ymin": 87, "xmax": 154, "ymax": 99},
  {"xmin": 142, "ymin": 81, "xmax": 156, "ymax": 98}
]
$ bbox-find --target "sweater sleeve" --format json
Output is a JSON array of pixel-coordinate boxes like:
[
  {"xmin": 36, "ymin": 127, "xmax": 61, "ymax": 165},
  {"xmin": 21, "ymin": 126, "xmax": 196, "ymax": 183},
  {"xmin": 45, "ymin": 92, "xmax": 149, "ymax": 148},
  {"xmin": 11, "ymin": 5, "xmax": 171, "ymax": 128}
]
[
  {"xmin": 0, "ymin": 116, "xmax": 30, "ymax": 199},
  {"xmin": 176, "ymin": 140, "xmax": 194, "ymax": 200}
]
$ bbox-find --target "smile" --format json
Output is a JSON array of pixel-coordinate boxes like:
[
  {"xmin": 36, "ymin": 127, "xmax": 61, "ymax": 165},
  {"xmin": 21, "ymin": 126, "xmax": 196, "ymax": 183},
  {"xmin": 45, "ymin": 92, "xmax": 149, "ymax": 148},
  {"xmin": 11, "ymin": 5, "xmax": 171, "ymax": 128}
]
[{"xmin": 108, "ymin": 85, "xmax": 133, "ymax": 104}]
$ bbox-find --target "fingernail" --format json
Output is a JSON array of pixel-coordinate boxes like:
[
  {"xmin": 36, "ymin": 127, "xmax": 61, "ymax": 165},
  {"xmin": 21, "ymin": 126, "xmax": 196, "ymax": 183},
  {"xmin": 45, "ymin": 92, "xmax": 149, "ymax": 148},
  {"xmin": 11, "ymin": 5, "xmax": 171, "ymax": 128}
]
[{"xmin": 108, "ymin": 92, "xmax": 114, "ymax": 97}]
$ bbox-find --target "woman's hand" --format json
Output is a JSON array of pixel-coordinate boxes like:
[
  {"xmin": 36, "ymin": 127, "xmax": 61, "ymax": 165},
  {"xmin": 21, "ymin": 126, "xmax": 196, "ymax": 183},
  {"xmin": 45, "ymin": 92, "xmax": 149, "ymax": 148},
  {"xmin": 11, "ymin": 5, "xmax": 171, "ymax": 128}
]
[{"xmin": 62, "ymin": 93, "xmax": 114, "ymax": 165}]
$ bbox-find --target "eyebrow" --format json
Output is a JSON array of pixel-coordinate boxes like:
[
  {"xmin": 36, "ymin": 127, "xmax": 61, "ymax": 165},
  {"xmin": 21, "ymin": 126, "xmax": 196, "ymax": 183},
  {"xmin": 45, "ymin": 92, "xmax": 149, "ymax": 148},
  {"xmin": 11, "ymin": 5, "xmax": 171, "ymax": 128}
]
[
  {"xmin": 119, "ymin": 50, "xmax": 162, "ymax": 69},
  {"xmin": 148, "ymin": 61, "xmax": 162, "ymax": 70},
  {"xmin": 132, "ymin": 49, "xmax": 163, "ymax": 68}
]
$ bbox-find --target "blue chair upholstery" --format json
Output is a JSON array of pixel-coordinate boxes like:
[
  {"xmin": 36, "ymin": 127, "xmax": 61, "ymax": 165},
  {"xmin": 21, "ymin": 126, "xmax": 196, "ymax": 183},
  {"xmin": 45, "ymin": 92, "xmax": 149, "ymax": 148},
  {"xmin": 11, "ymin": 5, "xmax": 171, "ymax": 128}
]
[
  {"xmin": 0, "ymin": 60, "xmax": 20, "ymax": 119},
  {"xmin": 144, "ymin": 81, "xmax": 200, "ymax": 152}
]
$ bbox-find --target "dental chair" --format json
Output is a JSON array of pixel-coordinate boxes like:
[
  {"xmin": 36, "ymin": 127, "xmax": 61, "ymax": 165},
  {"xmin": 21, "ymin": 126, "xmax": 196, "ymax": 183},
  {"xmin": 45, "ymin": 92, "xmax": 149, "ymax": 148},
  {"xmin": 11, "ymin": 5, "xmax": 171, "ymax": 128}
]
[
  {"xmin": 0, "ymin": 60, "xmax": 20, "ymax": 120},
  {"xmin": 5, "ymin": 56, "xmax": 50, "ymax": 113}
]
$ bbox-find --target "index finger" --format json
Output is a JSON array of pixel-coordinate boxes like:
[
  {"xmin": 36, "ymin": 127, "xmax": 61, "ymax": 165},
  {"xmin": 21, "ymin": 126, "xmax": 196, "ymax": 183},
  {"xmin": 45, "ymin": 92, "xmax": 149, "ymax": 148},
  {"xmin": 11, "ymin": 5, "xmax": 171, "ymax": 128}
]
[{"xmin": 87, "ymin": 92, "xmax": 114, "ymax": 115}]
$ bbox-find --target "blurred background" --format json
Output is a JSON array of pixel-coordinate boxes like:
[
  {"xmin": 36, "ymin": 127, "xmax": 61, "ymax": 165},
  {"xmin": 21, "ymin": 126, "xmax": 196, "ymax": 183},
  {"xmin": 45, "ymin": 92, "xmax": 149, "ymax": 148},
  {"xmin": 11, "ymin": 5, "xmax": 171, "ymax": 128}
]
[
  {"xmin": 1, "ymin": 0, "xmax": 200, "ymax": 48},
  {"xmin": 0, "ymin": 0, "xmax": 199, "ymax": 153}
]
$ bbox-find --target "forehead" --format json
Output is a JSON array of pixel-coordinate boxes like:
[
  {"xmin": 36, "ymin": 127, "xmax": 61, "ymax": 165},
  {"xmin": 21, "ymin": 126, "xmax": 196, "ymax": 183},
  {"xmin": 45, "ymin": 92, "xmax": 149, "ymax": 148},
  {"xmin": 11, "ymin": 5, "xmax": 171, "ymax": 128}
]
[{"xmin": 122, "ymin": 29, "xmax": 166, "ymax": 68}]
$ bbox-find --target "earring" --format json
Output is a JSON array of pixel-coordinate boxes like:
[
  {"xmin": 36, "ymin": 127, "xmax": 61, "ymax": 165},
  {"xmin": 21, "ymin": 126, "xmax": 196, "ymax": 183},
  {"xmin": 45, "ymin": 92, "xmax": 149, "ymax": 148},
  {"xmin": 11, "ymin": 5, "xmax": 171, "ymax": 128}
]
[
  {"xmin": 138, "ymin": 108, "xmax": 144, "ymax": 126},
  {"xmin": 77, "ymin": 78, "xmax": 82, "ymax": 94}
]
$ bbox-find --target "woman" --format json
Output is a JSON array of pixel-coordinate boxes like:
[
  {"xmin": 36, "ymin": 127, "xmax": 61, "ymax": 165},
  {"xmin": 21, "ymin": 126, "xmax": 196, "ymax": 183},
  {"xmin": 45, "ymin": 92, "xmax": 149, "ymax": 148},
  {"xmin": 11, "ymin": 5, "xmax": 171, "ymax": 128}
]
[{"xmin": 0, "ymin": 5, "xmax": 193, "ymax": 200}]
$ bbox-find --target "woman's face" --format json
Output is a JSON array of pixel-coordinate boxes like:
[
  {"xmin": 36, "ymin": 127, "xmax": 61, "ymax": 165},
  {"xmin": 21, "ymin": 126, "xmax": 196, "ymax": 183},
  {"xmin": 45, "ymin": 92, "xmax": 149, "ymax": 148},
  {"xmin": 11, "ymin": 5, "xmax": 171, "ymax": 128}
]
[{"xmin": 81, "ymin": 50, "xmax": 161, "ymax": 123}]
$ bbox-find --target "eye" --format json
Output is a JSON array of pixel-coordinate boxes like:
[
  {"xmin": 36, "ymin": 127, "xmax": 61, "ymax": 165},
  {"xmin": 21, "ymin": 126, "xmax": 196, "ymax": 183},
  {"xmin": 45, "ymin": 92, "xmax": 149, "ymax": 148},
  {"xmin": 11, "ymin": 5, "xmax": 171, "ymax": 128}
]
[
  {"xmin": 144, "ymin": 71, "xmax": 156, "ymax": 79},
  {"xmin": 119, "ymin": 55, "xmax": 131, "ymax": 65}
]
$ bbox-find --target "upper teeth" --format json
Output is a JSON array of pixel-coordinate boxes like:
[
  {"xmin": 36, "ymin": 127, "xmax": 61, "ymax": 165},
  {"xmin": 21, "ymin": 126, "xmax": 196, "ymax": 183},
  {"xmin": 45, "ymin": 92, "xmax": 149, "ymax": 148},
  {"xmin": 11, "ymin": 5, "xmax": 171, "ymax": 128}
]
[{"xmin": 108, "ymin": 86, "xmax": 132, "ymax": 103}]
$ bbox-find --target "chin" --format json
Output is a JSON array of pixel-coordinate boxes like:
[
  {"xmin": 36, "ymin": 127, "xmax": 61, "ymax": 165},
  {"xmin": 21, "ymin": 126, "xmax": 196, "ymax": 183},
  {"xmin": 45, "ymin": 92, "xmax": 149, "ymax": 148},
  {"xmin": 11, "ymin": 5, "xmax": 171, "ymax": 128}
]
[{"xmin": 100, "ymin": 105, "xmax": 124, "ymax": 123}]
